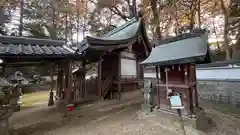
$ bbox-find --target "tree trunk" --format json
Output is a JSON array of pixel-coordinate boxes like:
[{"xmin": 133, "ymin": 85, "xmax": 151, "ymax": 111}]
[
  {"xmin": 19, "ymin": 0, "xmax": 24, "ymax": 36},
  {"xmin": 65, "ymin": 12, "xmax": 68, "ymax": 43},
  {"xmin": 173, "ymin": 0, "xmax": 179, "ymax": 35},
  {"xmin": 212, "ymin": 21, "xmax": 221, "ymax": 51},
  {"xmin": 220, "ymin": 0, "xmax": 231, "ymax": 60},
  {"xmin": 69, "ymin": 12, "xmax": 73, "ymax": 44},
  {"xmin": 51, "ymin": 1, "xmax": 57, "ymax": 40},
  {"xmin": 197, "ymin": 0, "xmax": 201, "ymax": 27},
  {"xmin": 150, "ymin": 0, "xmax": 162, "ymax": 40},
  {"xmin": 76, "ymin": 0, "xmax": 80, "ymax": 44}
]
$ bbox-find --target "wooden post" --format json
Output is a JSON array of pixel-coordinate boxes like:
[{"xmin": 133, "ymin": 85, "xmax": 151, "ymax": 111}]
[
  {"xmin": 98, "ymin": 60, "xmax": 102, "ymax": 97},
  {"xmin": 184, "ymin": 64, "xmax": 188, "ymax": 85},
  {"xmin": 189, "ymin": 88, "xmax": 193, "ymax": 115},
  {"xmin": 192, "ymin": 64, "xmax": 199, "ymax": 107},
  {"xmin": 69, "ymin": 61, "xmax": 73, "ymax": 103},
  {"xmin": 64, "ymin": 64, "xmax": 68, "ymax": 102},
  {"xmin": 59, "ymin": 67, "xmax": 64, "ymax": 99},
  {"xmin": 56, "ymin": 65, "xmax": 60, "ymax": 97},
  {"xmin": 117, "ymin": 53, "xmax": 121, "ymax": 100},
  {"xmin": 156, "ymin": 65, "xmax": 160, "ymax": 109},
  {"xmin": 0, "ymin": 66, "xmax": 5, "ymax": 76},
  {"xmin": 48, "ymin": 64, "xmax": 55, "ymax": 106},
  {"xmin": 82, "ymin": 61, "xmax": 87, "ymax": 98},
  {"xmin": 64, "ymin": 60, "xmax": 73, "ymax": 103}
]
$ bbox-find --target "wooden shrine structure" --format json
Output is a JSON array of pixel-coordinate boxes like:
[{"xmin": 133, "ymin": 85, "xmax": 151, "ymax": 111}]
[
  {"xmin": 73, "ymin": 16, "xmax": 151, "ymax": 102},
  {"xmin": 141, "ymin": 30, "xmax": 212, "ymax": 115},
  {"xmin": 0, "ymin": 36, "xmax": 82, "ymax": 105},
  {"xmin": 0, "ymin": 15, "xmax": 151, "ymax": 105}
]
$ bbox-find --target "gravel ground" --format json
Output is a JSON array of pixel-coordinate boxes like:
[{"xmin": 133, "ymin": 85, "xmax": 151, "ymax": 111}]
[{"xmin": 8, "ymin": 91, "xmax": 240, "ymax": 135}]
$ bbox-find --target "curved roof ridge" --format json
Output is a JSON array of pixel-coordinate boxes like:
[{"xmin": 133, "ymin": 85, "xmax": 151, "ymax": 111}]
[{"xmin": 102, "ymin": 18, "xmax": 137, "ymax": 37}]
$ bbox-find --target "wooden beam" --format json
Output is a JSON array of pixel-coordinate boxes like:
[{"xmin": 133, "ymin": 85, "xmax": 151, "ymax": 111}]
[
  {"xmin": 0, "ymin": 35, "xmax": 65, "ymax": 45},
  {"xmin": 1, "ymin": 61, "xmax": 49, "ymax": 67}
]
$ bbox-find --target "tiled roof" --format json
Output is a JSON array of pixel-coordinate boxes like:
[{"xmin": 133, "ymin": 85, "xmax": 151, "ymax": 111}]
[
  {"xmin": 0, "ymin": 44, "xmax": 76, "ymax": 56},
  {"xmin": 154, "ymin": 29, "xmax": 207, "ymax": 47},
  {"xmin": 77, "ymin": 18, "xmax": 151, "ymax": 53},
  {"xmin": 0, "ymin": 77, "xmax": 12, "ymax": 87},
  {"xmin": 75, "ymin": 18, "xmax": 151, "ymax": 63},
  {"xmin": 141, "ymin": 33, "xmax": 212, "ymax": 66},
  {"xmin": 0, "ymin": 36, "xmax": 77, "ymax": 56}
]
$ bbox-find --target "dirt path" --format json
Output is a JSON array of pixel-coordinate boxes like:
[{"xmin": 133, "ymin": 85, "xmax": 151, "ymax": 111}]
[
  {"xmin": 8, "ymin": 90, "xmax": 240, "ymax": 135},
  {"xmin": 15, "ymin": 104, "xmax": 179, "ymax": 135}
]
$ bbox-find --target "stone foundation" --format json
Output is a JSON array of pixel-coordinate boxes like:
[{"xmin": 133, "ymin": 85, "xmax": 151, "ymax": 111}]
[
  {"xmin": 151, "ymin": 107, "xmax": 215, "ymax": 132},
  {"xmin": 0, "ymin": 119, "xmax": 9, "ymax": 135}
]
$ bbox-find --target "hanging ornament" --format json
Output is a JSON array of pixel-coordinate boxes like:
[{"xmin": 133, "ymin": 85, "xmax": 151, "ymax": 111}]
[{"xmin": 178, "ymin": 65, "xmax": 181, "ymax": 71}]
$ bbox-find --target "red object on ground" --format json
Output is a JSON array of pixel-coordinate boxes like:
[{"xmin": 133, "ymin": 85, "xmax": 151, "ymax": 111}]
[{"xmin": 67, "ymin": 104, "xmax": 74, "ymax": 112}]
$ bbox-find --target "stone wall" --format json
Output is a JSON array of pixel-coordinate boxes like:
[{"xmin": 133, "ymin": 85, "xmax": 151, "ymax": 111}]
[
  {"xmin": 145, "ymin": 77, "xmax": 240, "ymax": 105},
  {"xmin": 144, "ymin": 67, "xmax": 240, "ymax": 105},
  {"xmin": 197, "ymin": 79, "xmax": 240, "ymax": 105}
]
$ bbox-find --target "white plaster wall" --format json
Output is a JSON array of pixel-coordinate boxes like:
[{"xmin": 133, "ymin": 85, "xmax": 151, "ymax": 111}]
[
  {"xmin": 144, "ymin": 67, "xmax": 240, "ymax": 80},
  {"xmin": 196, "ymin": 67, "xmax": 240, "ymax": 80},
  {"xmin": 121, "ymin": 58, "xmax": 137, "ymax": 76}
]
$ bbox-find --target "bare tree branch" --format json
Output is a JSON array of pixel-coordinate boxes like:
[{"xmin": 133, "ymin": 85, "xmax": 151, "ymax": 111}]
[{"xmin": 88, "ymin": 0, "xmax": 129, "ymax": 22}]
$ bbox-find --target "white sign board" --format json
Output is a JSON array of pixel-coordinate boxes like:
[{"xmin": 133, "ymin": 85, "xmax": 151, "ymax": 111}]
[
  {"xmin": 121, "ymin": 58, "xmax": 137, "ymax": 76},
  {"xmin": 169, "ymin": 94, "xmax": 184, "ymax": 109}
]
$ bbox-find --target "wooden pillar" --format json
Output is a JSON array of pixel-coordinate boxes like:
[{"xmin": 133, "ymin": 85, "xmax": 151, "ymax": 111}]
[
  {"xmin": 98, "ymin": 60, "xmax": 102, "ymax": 97},
  {"xmin": 189, "ymin": 87, "xmax": 193, "ymax": 114},
  {"xmin": 64, "ymin": 64, "xmax": 68, "ymax": 101},
  {"xmin": 56, "ymin": 65, "xmax": 60, "ymax": 97},
  {"xmin": 82, "ymin": 61, "xmax": 87, "ymax": 98},
  {"xmin": 192, "ymin": 64, "xmax": 199, "ymax": 107},
  {"xmin": 48, "ymin": 64, "xmax": 55, "ymax": 106},
  {"xmin": 117, "ymin": 53, "xmax": 121, "ymax": 100},
  {"xmin": 156, "ymin": 65, "xmax": 160, "ymax": 109},
  {"xmin": 64, "ymin": 60, "xmax": 73, "ymax": 103},
  {"xmin": 68, "ymin": 61, "xmax": 73, "ymax": 103},
  {"xmin": 59, "ymin": 67, "xmax": 64, "ymax": 99},
  {"xmin": 184, "ymin": 64, "xmax": 188, "ymax": 85},
  {"xmin": 0, "ymin": 66, "xmax": 5, "ymax": 76}
]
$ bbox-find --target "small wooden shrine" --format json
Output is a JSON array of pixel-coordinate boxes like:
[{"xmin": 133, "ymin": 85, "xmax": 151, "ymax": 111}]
[
  {"xmin": 74, "ymin": 16, "xmax": 151, "ymax": 101},
  {"xmin": 141, "ymin": 30, "xmax": 212, "ymax": 115}
]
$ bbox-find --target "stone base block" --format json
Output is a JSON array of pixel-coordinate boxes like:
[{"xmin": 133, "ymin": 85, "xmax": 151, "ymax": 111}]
[
  {"xmin": 141, "ymin": 104, "xmax": 153, "ymax": 112},
  {"xmin": 0, "ymin": 119, "xmax": 9, "ymax": 135},
  {"xmin": 195, "ymin": 107, "xmax": 215, "ymax": 131}
]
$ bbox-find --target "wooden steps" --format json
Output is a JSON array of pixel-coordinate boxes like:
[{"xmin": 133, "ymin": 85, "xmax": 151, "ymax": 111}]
[{"xmin": 102, "ymin": 77, "xmax": 113, "ymax": 99}]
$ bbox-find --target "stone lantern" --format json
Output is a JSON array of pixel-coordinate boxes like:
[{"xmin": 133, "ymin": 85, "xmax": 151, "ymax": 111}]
[
  {"xmin": 0, "ymin": 77, "xmax": 14, "ymax": 135},
  {"xmin": 8, "ymin": 71, "xmax": 26, "ymax": 111},
  {"xmin": 141, "ymin": 79, "xmax": 153, "ymax": 112}
]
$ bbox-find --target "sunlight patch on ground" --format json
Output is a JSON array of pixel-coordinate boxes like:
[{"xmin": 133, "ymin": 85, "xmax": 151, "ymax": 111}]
[{"xmin": 20, "ymin": 91, "xmax": 50, "ymax": 107}]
